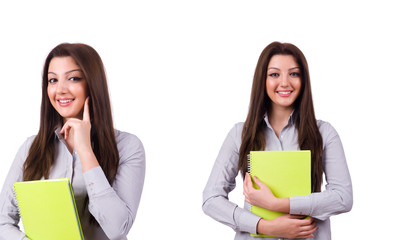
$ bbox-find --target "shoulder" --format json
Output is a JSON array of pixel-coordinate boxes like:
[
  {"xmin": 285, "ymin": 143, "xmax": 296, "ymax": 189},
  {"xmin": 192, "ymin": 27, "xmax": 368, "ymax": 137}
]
[
  {"xmin": 114, "ymin": 129, "xmax": 145, "ymax": 163},
  {"xmin": 227, "ymin": 122, "xmax": 244, "ymax": 141},
  {"xmin": 115, "ymin": 129, "xmax": 143, "ymax": 146},
  {"xmin": 24, "ymin": 135, "xmax": 37, "ymax": 146},
  {"xmin": 16, "ymin": 135, "xmax": 37, "ymax": 158},
  {"xmin": 224, "ymin": 122, "xmax": 244, "ymax": 150},
  {"xmin": 230, "ymin": 122, "xmax": 244, "ymax": 135},
  {"xmin": 316, "ymin": 119, "xmax": 340, "ymax": 144},
  {"xmin": 7, "ymin": 135, "xmax": 37, "ymax": 177}
]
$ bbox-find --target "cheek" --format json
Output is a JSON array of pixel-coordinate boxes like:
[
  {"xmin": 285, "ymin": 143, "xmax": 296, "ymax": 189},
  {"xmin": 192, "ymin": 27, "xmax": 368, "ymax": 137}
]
[
  {"xmin": 47, "ymin": 85, "xmax": 55, "ymax": 100},
  {"xmin": 293, "ymin": 79, "xmax": 302, "ymax": 93},
  {"xmin": 266, "ymin": 78, "xmax": 276, "ymax": 91},
  {"xmin": 78, "ymin": 82, "xmax": 89, "ymax": 99},
  {"xmin": 70, "ymin": 83, "xmax": 88, "ymax": 100}
]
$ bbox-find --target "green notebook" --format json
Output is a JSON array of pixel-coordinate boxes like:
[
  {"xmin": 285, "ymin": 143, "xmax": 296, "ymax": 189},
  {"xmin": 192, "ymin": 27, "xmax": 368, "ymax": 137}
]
[
  {"xmin": 248, "ymin": 151, "xmax": 311, "ymax": 237},
  {"xmin": 13, "ymin": 178, "xmax": 84, "ymax": 240}
]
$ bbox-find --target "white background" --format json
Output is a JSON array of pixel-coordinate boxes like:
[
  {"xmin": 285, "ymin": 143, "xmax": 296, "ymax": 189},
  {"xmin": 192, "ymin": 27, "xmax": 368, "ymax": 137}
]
[{"xmin": 1, "ymin": 1, "xmax": 410, "ymax": 239}]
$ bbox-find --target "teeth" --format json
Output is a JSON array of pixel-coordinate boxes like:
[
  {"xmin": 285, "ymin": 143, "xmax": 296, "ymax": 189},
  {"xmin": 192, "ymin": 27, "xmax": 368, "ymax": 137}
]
[
  {"xmin": 278, "ymin": 91, "xmax": 291, "ymax": 94},
  {"xmin": 58, "ymin": 99, "xmax": 73, "ymax": 103}
]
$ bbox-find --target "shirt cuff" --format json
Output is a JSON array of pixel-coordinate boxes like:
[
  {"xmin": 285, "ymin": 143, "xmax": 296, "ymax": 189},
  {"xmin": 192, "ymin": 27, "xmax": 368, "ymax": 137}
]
[
  {"xmin": 233, "ymin": 207, "xmax": 261, "ymax": 235},
  {"xmin": 290, "ymin": 195, "xmax": 311, "ymax": 216},
  {"xmin": 82, "ymin": 166, "xmax": 112, "ymax": 198}
]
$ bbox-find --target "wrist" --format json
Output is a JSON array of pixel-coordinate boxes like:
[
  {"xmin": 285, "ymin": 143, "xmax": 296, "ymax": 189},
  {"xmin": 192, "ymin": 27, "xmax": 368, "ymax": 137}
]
[
  {"xmin": 75, "ymin": 142, "xmax": 93, "ymax": 155},
  {"xmin": 78, "ymin": 150, "xmax": 100, "ymax": 172},
  {"xmin": 269, "ymin": 197, "xmax": 279, "ymax": 211},
  {"xmin": 257, "ymin": 218, "xmax": 267, "ymax": 235},
  {"xmin": 257, "ymin": 218, "xmax": 279, "ymax": 236},
  {"xmin": 270, "ymin": 197, "xmax": 290, "ymax": 213}
]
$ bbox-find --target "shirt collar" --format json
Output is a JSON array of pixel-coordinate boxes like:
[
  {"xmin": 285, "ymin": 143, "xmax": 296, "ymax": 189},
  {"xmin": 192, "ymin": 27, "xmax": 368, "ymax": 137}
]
[
  {"xmin": 54, "ymin": 125, "xmax": 64, "ymax": 141},
  {"xmin": 263, "ymin": 110, "xmax": 296, "ymax": 129},
  {"xmin": 54, "ymin": 125, "xmax": 76, "ymax": 154}
]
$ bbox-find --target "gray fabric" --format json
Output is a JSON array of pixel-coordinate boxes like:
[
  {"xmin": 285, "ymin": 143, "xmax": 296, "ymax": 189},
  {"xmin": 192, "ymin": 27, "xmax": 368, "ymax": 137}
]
[
  {"xmin": 202, "ymin": 114, "xmax": 352, "ymax": 239},
  {"xmin": 0, "ymin": 129, "xmax": 145, "ymax": 240}
]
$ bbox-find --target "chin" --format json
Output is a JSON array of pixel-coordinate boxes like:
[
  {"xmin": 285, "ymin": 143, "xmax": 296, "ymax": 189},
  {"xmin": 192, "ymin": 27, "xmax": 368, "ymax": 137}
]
[{"xmin": 57, "ymin": 112, "xmax": 79, "ymax": 119}]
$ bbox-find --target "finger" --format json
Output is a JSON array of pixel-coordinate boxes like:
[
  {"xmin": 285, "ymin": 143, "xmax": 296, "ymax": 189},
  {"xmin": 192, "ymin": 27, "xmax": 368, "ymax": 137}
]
[
  {"xmin": 248, "ymin": 173, "xmax": 257, "ymax": 190},
  {"xmin": 299, "ymin": 223, "xmax": 316, "ymax": 233},
  {"xmin": 245, "ymin": 172, "xmax": 253, "ymax": 189},
  {"xmin": 83, "ymin": 97, "xmax": 90, "ymax": 122},
  {"xmin": 243, "ymin": 173, "xmax": 251, "ymax": 194},
  {"xmin": 60, "ymin": 122, "xmax": 67, "ymax": 137},
  {"xmin": 300, "ymin": 217, "xmax": 315, "ymax": 226},
  {"xmin": 298, "ymin": 233, "xmax": 315, "ymax": 239},
  {"xmin": 60, "ymin": 119, "xmax": 74, "ymax": 140},
  {"xmin": 297, "ymin": 226, "xmax": 318, "ymax": 238},
  {"xmin": 63, "ymin": 125, "xmax": 70, "ymax": 140},
  {"xmin": 299, "ymin": 219, "xmax": 316, "ymax": 230},
  {"xmin": 253, "ymin": 175, "xmax": 265, "ymax": 189},
  {"xmin": 288, "ymin": 214, "xmax": 306, "ymax": 219},
  {"xmin": 243, "ymin": 174, "xmax": 248, "ymax": 194},
  {"xmin": 294, "ymin": 218, "xmax": 316, "ymax": 231}
]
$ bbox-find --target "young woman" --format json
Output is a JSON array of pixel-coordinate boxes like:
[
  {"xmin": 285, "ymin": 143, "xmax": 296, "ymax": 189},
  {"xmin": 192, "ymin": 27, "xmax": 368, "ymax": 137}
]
[
  {"xmin": 0, "ymin": 43, "xmax": 145, "ymax": 240},
  {"xmin": 202, "ymin": 42, "xmax": 353, "ymax": 239}
]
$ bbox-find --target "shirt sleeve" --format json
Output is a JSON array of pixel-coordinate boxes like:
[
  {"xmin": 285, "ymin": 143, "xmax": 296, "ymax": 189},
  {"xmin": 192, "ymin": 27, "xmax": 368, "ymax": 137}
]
[
  {"xmin": 202, "ymin": 123, "xmax": 261, "ymax": 234},
  {"xmin": 0, "ymin": 137, "xmax": 33, "ymax": 240},
  {"xmin": 289, "ymin": 122, "xmax": 353, "ymax": 220},
  {"xmin": 83, "ymin": 133, "xmax": 145, "ymax": 240}
]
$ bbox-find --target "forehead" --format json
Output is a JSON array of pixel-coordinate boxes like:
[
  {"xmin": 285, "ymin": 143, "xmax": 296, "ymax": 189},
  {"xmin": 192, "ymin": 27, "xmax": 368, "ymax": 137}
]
[
  {"xmin": 48, "ymin": 56, "xmax": 81, "ymax": 73},
  {"xmin": 267, "ymin": 55, "xmax": 299, "ymax": 69}
]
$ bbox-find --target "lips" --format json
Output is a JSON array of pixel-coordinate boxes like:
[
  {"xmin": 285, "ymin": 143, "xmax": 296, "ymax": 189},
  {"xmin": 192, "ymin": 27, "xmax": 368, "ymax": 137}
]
[
  {"xmin": 57, "ymin": 98, "xmax": 74, "ymax": 106},
  {"xmin": 276, "ymin": 90, "xmax": 293, "ymax": 97}
]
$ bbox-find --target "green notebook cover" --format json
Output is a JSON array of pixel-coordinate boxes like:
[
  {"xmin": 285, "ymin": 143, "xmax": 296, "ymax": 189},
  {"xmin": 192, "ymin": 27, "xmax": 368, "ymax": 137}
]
[
  {"xmin": 248, "ymin": 151, "xmax": 311, "ymax": 237},
  {"xmin": 13, "ymin": 178, "xmax": 84, "ymax": 240}
]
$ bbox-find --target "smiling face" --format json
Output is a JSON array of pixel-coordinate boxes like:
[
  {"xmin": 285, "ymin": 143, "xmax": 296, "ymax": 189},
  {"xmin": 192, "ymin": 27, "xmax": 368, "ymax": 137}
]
[
  {"xmin": 266, "ymin": 54, "xmax": 302, "ymax": 112},
  {"xmin": 47, "ymin": 56, "xmax": 88, "ymax": 122}
]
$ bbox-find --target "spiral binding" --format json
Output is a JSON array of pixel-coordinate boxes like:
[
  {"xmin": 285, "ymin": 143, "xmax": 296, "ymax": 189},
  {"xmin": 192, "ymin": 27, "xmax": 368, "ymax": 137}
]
[{"xmin": 247, "ymin": 153, "xmax": 252, "ymax": 174}]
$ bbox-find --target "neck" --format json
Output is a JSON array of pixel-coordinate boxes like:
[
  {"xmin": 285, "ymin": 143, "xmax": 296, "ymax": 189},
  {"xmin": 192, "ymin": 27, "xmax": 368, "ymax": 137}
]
[{"xmin": 267, "ymin": 105, "xmax": 294, "ymax": 137}]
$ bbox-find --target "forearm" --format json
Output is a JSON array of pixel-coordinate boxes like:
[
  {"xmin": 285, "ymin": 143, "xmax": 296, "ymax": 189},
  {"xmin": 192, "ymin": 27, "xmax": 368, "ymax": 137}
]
[
  {"xmin": 0, "ymin": 137, "xmax": 34, "ymax": 240},
  {"xmin": 256, "ymin": 215, "xmax": 316, "ymax": 238},
  {"xmin": 290, "ymin": 186, "xmax": 352, "ymax": 220},
  {"xmin": 83, "ymin": 166, "xmax": 140, "ymax": 239},
  {"xmin": 269, "ymin": 197, "xmax": 290, "ymax": 213},
  {"xmin": 256, "ymin": 218, "xmax": 272, "ymax": 236},
  {"xmin": 77, "ymin": 147, "xmax": 99, "ymax": 172},
  {"xmin": 289, "ymin": 124, "xmax": 353, "ymax": 220}
]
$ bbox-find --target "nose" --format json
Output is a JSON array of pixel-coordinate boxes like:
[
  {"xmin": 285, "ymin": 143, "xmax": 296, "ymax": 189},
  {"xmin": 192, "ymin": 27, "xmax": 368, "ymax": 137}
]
[
  {"xmin": 56, "ymin": 80, "xmax": 68, "ymax": 94},
  {"xmin": 279, "ymin": 74, "xmax": 290, "ymax": 87}
]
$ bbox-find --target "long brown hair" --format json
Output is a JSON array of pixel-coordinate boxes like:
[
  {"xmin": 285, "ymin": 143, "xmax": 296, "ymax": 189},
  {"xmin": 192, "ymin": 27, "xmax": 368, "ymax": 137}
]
[
  {"xmin": 238, "ymin": 42, "xmax": 323, "ymax": 192},
  {"xmin": 23, "ymin": 43, "xmax": 120, "ymax": 221}
]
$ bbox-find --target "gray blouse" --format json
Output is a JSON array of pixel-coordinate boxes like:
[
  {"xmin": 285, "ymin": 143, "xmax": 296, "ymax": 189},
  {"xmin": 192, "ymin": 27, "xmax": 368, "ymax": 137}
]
[
  {"xmin": 202, "ymin": 114, "xmax": 353, "ymax": 240},
  {"xmin": 0, "ymin": 128, "xmax": 145, "ymax": 240}
]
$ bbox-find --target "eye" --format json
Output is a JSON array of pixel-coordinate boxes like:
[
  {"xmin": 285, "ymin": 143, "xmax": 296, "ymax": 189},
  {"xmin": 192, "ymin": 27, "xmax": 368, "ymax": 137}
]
[
  {"xmin": 290, "ymin": 72, "xmax": 300, "ymax": 77},
  {"xmin": 269, "ymin": 73, "xmax": 280, "ymax": 77},
  {"xmin": 68, "ymin": 77, "xmax": 82, "ymax": 81},
  {"xmin": 48, "ymin": 78, "xmax": 57, "ymax": 83}
]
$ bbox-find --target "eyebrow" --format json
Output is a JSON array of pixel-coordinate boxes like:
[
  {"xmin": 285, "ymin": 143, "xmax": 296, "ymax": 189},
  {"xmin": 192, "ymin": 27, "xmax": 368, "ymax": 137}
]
[
  {"xmin": 48, "ymin": 69, "xmax": 83, "ymax": 75},
  {"xmin": 267, "ymin": 67, "xmax": 300, "ymax": 71}
]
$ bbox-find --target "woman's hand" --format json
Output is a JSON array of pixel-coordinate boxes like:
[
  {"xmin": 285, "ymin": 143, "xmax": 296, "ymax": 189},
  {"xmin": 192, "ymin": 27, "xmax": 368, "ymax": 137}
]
[
  {"xmin": 60, "ymin": 97, "xmax": 99, "ymax": 172},
  {"xmin": 243, "ymin": 172, "xmax": 290, "ymax": 212},
  {"xmin": 257, "ymin": 214, "xmax": 317, "ymax": 238},
  {"xmin": 61, "ymin": 97, "xmax": 92, "ymax": 153}
]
